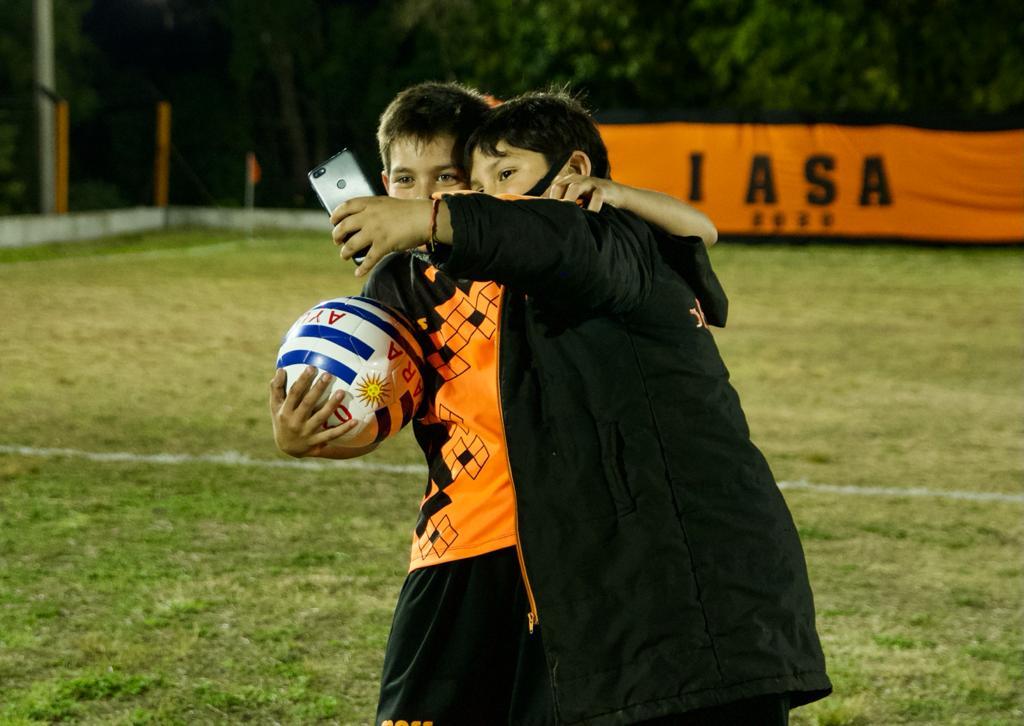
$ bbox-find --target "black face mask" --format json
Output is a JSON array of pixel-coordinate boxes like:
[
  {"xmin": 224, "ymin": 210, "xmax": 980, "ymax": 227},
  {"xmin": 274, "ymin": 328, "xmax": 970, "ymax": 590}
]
[{"xmin": 524, "ymin": 152, "xmax": 573, "ymax": 197}]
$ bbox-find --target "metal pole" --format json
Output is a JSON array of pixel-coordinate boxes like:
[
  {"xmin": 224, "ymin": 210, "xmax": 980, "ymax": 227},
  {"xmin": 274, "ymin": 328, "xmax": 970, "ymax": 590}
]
[{"xmin": 33, "ymin": 0, "xmax": 56, "ymax": 214}]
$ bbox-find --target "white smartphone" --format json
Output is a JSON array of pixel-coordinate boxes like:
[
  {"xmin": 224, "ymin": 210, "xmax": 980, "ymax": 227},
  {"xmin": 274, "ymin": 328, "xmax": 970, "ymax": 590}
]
[
  {"xmin": 308, "ymin": 149, "xmax": 376, "ymax": 264},
  {"xmin": 308, "ymin": 149, "xmax": 376, "ymax": 216}
]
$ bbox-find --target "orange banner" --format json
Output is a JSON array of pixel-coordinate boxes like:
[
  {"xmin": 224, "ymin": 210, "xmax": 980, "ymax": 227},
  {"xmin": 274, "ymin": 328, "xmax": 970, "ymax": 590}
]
[{"xmin": 599, "ymin": 122, "xmax": 1024, "ymax": 243}]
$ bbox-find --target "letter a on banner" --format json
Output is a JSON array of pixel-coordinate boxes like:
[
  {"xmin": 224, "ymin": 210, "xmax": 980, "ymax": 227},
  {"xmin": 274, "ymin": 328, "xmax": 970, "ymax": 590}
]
[
  {"xmin": 746, "ymin": 155, "xmax": 777, "ymax": 204},
  {"xmin": 859, "ymin": 156, "xmax": 892, "ymax": 206}
]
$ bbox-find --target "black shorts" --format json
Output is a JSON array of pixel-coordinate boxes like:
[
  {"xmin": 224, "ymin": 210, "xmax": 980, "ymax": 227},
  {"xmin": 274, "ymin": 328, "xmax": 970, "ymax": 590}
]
[
  {"xmin": 375, "ymin": 546, "xmax": 555, "ymax": 726},
  {"xmin": 375, "ymin": 547, "xmax": 791, "ymax": 726}
]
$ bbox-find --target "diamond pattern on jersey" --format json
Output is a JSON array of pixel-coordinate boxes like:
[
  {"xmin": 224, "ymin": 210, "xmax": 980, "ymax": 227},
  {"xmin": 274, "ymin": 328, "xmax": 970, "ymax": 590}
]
[
  {"xmin": 437, "ymin": 404, "xmax": 491, "ymax": 481},
  {"xmin": 417, "ymin": 514, "xmax": 459, "ymax": 559},
  {"xmin": 421, "ymin": 281, "xmax": 500, "ymax": 382}
]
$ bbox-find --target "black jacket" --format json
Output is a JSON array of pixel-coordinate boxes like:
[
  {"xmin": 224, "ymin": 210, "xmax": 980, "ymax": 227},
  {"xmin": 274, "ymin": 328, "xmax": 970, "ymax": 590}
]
[{"xmin": 430, "ymin": 193, "xmax": 832, "ymax": 724}]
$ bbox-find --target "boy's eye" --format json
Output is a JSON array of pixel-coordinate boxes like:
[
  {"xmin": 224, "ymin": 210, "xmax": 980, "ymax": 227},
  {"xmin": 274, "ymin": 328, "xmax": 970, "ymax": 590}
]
[
  {"xmin": 499, "ymin": 169, "xmax": 515, "ymax": 181},
  {"xmin": 394, "ymin": 176, "xmax": 413, "ymax": 185},
  {"xmin": 437, "ymin": 173, "xmax": 459, "ymax": 184}
]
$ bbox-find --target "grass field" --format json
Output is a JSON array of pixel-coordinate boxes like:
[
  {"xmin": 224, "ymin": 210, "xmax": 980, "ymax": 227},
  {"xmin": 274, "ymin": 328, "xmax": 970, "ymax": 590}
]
[{"xmin": 0, "ymin": 229, "xmax": 1021, "ymax": 725}]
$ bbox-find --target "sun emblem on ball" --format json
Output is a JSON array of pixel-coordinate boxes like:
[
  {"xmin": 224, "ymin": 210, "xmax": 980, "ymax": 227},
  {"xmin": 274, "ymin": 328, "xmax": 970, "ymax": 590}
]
[{"xmin": 354, "ymin": 372, "xmax": 389, "ymax": 407}]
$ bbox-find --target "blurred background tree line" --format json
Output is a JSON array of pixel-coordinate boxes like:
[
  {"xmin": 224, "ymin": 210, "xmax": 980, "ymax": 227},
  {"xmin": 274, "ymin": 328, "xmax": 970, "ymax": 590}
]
[{"xmin": 0, "ymin": 0, "xmax": 1021, "ymax": 214}]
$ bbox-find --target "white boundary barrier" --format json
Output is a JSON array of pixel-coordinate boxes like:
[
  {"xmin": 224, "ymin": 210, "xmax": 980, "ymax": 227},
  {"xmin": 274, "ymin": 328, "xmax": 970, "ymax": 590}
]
[
  {"xmin": 1, "ymin": 444, "xmax": 1021, "ymax": 503},
  {"xmin": 0, "ymin": 206, "xmax": 329, "ymax": 248}
]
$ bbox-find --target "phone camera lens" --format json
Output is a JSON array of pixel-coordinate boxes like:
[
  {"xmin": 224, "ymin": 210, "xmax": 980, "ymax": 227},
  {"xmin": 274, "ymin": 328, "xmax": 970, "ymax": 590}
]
[
  {"xmin": 313, "ymin": 168, "xmax": 325, "ymax": 178},
  {"xmin": 336, "ymin": 179, "xmax": 347, "ymax": 190}
]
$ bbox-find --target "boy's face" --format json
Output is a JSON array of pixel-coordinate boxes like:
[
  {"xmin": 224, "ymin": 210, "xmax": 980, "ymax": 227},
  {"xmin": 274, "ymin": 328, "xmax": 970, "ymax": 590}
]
[
  {"xmin": 470, "ymin": 141, "xmax": 552, "ymax": 197},
  {"xmin": 383, "ymin": 135, "xmax": 468, "ymax": 200}
]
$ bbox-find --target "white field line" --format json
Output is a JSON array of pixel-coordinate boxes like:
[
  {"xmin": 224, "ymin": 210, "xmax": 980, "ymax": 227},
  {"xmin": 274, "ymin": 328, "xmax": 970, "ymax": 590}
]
[
  {"xmin": 775, "ymin": 479, "xmax": 1024, "ymax": 503},
  {"xmin": 0, "ymin": 445, "xmax": 425, "ymax": 475},
  {"xmin": 0, "ymin": 238, "xmax": 287, "ymax": 266},
  {"xmin": 2, "ymin": 444, "xmax": 1022, "ymax": 503}
]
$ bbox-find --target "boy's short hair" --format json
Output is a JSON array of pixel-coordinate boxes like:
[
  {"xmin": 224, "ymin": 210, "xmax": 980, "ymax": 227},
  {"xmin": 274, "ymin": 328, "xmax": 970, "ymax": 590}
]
[
  {"xmin": 466, "ymin": 89, "xmax": 610, "ymax": 179},
  {"xmin": 376, "ymin": 82, "xmax": 491, "ymax": 171}
]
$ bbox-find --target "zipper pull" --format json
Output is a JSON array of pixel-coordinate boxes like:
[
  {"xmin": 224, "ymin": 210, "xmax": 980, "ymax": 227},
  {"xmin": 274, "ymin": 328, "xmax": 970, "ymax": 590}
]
[{"xmin": 527, "ymin": 611, "xmax": 536, "ymax": 635}]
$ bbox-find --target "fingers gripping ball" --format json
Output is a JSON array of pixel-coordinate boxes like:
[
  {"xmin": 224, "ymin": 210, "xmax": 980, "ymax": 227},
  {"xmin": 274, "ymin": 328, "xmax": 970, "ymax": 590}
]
[{"xmin": 276, "ymin": 296, "xmax": 425, "ymax": 448}]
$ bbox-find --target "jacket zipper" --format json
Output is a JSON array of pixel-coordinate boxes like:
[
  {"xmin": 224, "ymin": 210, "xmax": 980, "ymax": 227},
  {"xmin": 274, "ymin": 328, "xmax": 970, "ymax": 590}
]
[{"xmin": 495, "ymin": 291, "xmax": 540, "ymax": 634}]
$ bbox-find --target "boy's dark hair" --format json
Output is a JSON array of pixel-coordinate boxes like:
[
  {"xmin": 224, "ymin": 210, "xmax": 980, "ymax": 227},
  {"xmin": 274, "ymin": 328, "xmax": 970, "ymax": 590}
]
[
  {"xmin": 466, "ymin": 89, "xmax": 610, "ymax": 179},
  {"xmin": 377, "ymin": 81, "xmax": 491, "ymax": 171}
]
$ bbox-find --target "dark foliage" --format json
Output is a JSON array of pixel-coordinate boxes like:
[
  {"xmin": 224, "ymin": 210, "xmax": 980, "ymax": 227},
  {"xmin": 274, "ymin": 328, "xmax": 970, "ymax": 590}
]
[{"xmin": 1, "ymin": 0, "xmax": 1021, "ymax": 212}]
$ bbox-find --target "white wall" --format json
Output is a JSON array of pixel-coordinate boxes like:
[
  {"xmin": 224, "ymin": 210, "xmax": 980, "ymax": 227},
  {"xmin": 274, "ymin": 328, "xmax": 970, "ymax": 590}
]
[{"xmin": 0, "ymin": 206, "xmax": 331, "ymax": 248}]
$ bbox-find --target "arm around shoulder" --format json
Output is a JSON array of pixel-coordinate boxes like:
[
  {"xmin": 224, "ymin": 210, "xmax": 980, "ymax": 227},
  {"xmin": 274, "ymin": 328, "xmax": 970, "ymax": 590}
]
[
  {"xmin": 437, "ymin": 193, "xmax": 659, "ymax": 314},
  {"xmin": 611, "ymin": 184, "xmax": 718, "ymax": 247},
  {"xmin": 547, "ymin": 174, "xmax": 717, "ymax": 247}
]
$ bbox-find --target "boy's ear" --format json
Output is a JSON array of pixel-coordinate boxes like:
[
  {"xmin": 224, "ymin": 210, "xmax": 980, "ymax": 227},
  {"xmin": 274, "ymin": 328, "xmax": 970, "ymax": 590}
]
[
  {"xmin": 564, "ymin": 150, "xmax": 592, "ymax": 177},
  {"xmin": 380, "ymin": 171, "xmax": 391, "ymax": 194}
]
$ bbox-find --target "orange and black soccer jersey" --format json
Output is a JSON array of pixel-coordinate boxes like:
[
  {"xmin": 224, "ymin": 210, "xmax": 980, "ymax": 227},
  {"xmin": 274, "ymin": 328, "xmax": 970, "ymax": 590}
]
[{"xmin": 362, "ymin": 252, "xmax": 517, "ymax": 571}]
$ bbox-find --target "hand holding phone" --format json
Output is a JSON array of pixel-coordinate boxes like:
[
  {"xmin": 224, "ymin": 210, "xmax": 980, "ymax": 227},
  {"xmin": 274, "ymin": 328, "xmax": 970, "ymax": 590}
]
[{"xmin": 308, "ymin": 150, "xmax": 376, "ymax": 264}]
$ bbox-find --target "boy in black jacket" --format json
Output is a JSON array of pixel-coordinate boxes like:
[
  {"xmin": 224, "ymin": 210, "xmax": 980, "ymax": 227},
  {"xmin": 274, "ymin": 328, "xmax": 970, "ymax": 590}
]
[{"xmin": 333, "ymin": 90, "xmax": 831, "ymax": 725}]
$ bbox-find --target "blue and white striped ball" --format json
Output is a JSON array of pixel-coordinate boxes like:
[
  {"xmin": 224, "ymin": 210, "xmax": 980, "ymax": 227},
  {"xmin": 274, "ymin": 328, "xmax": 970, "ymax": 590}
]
[{"xmin": 277, "ymin": 296, "xmax": 425, "ymax": 449}]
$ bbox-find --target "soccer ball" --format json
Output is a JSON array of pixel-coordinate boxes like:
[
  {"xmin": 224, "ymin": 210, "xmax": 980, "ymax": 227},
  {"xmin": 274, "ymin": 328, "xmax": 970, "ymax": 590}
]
[{"xmin": 276, "ymin": 296, "xmax": 425, "ymax": 449}]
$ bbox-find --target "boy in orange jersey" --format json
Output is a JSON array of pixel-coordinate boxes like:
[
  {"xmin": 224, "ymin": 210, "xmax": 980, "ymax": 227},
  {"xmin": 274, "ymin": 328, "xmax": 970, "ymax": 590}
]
[{"xmin": 270, "ymin": 83, "xmax": 737, "ymax": 725}]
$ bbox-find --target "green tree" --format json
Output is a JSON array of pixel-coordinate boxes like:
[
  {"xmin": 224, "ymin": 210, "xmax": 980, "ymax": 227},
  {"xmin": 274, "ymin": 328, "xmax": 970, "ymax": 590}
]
[
  {"xmin": 401, "ymin": 0, "xmax": 712, "ymax": 110},
  {"xmin": 412, "ymin": 0, "xmax": 1024, "ymax": 114},
  {"xmin": 4, "ymin": 0, "xmax": 1019, "ymax": 214},
  {"xmin": 688, "ymin": 0, "xmax": 1024, "ymax": 113},
  {"xmin": 218, "ymin": 0, "xmax": 442, "ymax": 204}
]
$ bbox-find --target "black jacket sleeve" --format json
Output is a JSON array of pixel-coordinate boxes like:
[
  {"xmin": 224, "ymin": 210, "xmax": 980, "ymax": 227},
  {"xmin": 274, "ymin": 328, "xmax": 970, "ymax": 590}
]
[
  {"xmin": 651, "ymin": 229, "xmax": 729, "ymax": 327},
  {"xmin": 436, "ymin": 193, "xmax": 659, "ymax": 315}
]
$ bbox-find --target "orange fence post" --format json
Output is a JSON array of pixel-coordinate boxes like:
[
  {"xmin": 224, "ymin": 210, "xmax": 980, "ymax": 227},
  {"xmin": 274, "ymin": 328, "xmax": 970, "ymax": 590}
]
[
  {"xmin": 54, "ymin": 99, "xmax": 68, "ymax": 213},
  {"xmin": 153, "ymin": 101, "xmax": 172, "ymax": 207}
]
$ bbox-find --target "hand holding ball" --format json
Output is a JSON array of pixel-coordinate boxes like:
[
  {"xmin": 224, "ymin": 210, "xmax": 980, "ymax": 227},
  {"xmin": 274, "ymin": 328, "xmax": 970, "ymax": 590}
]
[{"xmin": 276, "ymin": 296, "xmax": 425, "ymax": 449}]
